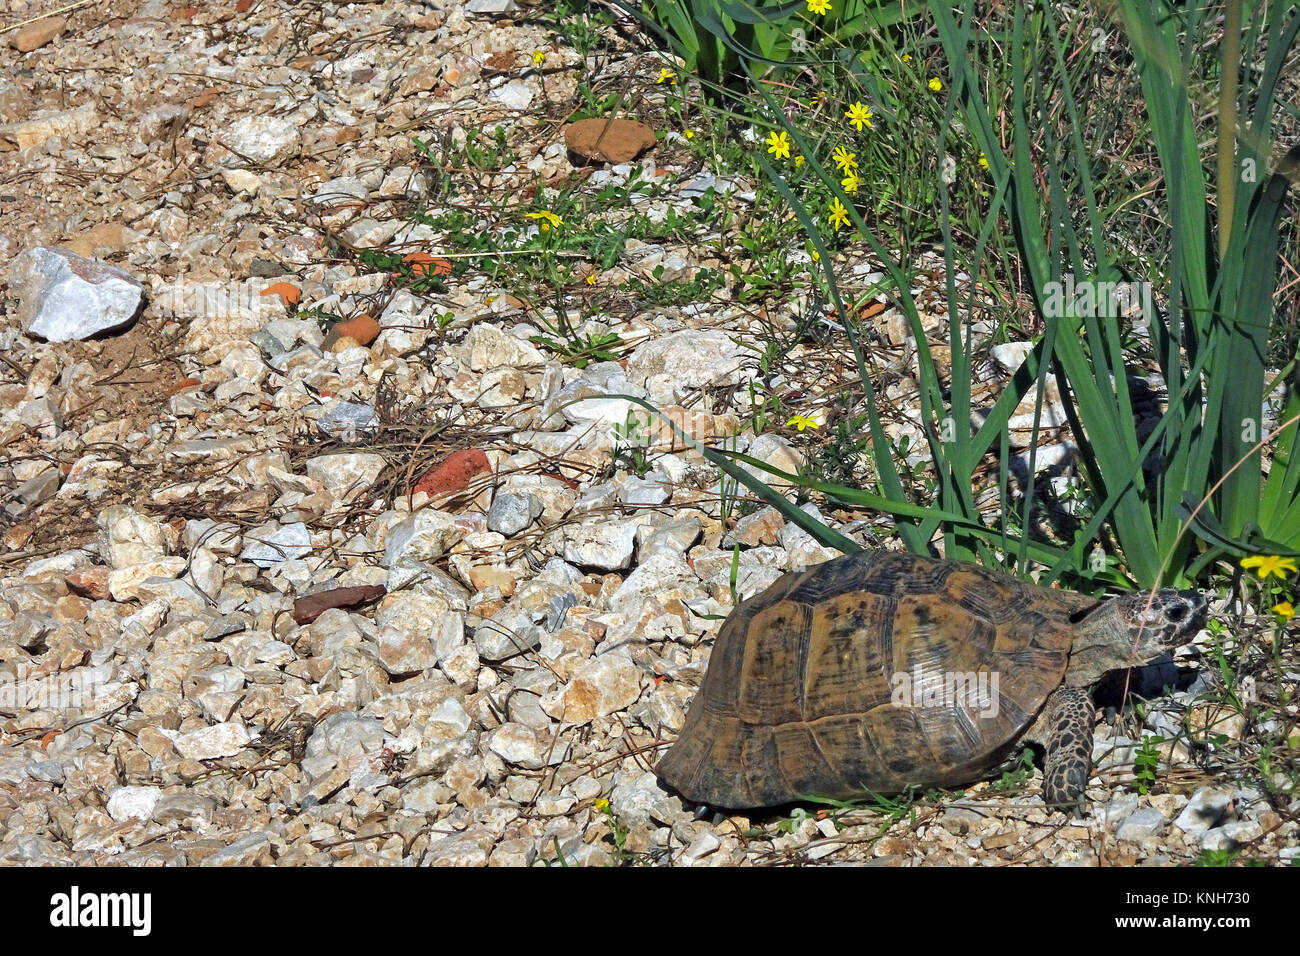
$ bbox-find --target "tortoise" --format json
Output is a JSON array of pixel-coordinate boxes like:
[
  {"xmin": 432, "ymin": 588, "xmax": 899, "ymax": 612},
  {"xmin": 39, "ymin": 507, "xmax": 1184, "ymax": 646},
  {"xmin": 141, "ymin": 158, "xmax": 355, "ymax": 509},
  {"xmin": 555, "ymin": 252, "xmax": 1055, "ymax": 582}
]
[{"xmin": 656, "ymin": 549, "xmax": 1207, "ymax": 811}]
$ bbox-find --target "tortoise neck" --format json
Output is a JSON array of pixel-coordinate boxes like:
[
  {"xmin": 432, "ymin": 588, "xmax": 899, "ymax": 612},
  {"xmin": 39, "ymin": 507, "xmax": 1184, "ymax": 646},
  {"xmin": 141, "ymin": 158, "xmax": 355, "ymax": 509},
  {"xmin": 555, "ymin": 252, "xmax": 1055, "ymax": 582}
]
[{"xmin": 1065, "ymin": 602, "xmax": 1130, "ymax": 687}]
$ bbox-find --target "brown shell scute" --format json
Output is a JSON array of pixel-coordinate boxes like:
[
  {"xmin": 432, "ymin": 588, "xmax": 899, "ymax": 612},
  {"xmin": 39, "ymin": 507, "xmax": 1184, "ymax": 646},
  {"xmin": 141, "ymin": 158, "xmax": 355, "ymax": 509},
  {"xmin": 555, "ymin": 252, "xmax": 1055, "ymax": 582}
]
[{"xmin": 656, "ymin": 550, "xmax": 1086, "ymax": 808}]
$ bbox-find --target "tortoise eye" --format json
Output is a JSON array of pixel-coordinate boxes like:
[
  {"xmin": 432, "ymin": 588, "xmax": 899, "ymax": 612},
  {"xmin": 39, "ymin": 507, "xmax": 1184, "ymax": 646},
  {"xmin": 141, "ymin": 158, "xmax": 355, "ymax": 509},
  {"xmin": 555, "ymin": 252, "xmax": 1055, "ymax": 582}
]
[{"xmin": 1168, "ymin": 604, "xmax": 1186, "ymax": 622}]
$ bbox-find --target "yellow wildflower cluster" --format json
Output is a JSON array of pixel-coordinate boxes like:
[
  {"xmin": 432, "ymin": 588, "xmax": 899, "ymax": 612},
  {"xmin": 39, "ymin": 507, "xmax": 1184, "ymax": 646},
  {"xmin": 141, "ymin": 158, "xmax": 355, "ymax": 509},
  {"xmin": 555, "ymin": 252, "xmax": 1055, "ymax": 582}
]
[{"xmin": 1239, "ymin": 555, "xmax": 1297, "ymax": 621}]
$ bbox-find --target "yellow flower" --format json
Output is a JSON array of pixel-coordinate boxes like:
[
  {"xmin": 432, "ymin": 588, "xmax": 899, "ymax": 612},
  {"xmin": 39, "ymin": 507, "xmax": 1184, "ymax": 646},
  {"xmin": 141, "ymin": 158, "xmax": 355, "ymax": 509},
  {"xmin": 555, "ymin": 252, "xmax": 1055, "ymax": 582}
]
[
  {"xmin": 928, "ymin": 77, "xmax": 943, "ymax": 92},
  {"xmin": 809, "ymin": 91, "xmax": 827, "ymax": 107},
  {"xmin": 532, "ymin": 49, "xmax": 546, "ymax": 66},
  {"xmin": 1240, "ymin": 555, "xmax": 1298, "ymax": 580},
  {"xmin": 526, "ymin": 210, "xmax": 563, "ymax": 231},
  {"xmin": 810, "ymin": 249, "xmax": 819, "ymax": 261},
  {"xmin": 787, "ymin": 414, "xmax": 819, "ymax": 431},
  {"xmin": 831, "ymin": 145, "xmax": 857, "ymax": 172},
  {"xmin": 765, "ymin": 129, "xmax": 792, "ymax": 159},
  {"xmin": 683, "ymin": 128, "xmax": 694, "ymax": 139},
  {"xmin": 1273, "ymin": 601, "xmax": 1295, "ymax": 620},
  {"xmin": 901, "ymin": 54, "xmax": 911, "ymax": 63},
  {"xmin": 594, "ymin": 798, "xmax": 611, "ymax": 813},
  {"xmin": 829, "ymin": 197, "xmax": 850, "ymax": 230},
  {"xmin": 841, "ymin": 172, "xmax": 860, "ymax": 193},
  {"xmin": 806, "ymin": 0, "xmax": 832, "ymax": 15},
  {"xmin": 585, "ymin": 273, "xmax": 597, "ymax": 286},
  {"xmin": 794, "ymin": 154, "xmax": 805, "ymax": 167},
  {"xmin": 845, "ymin": 101, "xmax": 873, "ymax": 131},
  {"xmin": 978, "ymin": 152, "xmax": 989, "ymax": 170},
  {"xmin": 657, "ymin": 68, "xmax": 677, "ymax": 85}
]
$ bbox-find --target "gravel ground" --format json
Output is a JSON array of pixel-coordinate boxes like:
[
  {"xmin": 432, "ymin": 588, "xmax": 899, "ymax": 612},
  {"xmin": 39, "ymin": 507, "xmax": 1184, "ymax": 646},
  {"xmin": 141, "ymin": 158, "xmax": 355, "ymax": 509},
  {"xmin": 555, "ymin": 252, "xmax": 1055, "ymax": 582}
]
[{"xmin": 1, "ymin": 0, "xmax": 1296, "ymax": 866}]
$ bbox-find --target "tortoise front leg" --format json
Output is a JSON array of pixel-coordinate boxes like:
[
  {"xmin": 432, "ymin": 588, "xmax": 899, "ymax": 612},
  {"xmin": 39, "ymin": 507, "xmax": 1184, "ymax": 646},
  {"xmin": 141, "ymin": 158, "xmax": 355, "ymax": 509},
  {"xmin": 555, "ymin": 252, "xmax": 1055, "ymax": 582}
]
[{"xmin": 1038, "ymin": 685, "xmax": 1096, "ymax": 815}]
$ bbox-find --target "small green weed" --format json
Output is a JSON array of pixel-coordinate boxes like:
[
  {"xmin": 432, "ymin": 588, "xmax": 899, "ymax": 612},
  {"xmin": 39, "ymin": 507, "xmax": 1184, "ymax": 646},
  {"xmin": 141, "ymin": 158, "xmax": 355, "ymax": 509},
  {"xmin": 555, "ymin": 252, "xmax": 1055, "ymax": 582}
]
[
  {"xmin": 1133, "ymin": 736, "xmax": 1162, "ymax": 796},
  {"xmin": 530, "ymin": 330, "xmax": 624, "ymax": 369},
  {"xmin": 610, "ymin": 409, "xmax": 654, "ymax": 477},
  {"xmin": 594, "ymin": 798, "xmax": 646, "ymax": 866},
  {"xmin": 991, "ymin": 748, "xmax": 1036, "ymax": 793}
]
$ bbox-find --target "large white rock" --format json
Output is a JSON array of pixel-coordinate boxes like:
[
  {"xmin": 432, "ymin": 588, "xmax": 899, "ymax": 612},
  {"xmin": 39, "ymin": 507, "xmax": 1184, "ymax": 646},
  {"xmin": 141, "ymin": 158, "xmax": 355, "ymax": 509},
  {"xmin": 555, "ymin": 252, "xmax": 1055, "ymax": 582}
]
[
  {"xmin": 558, "ymin": 516, "xmax": 641, "ymax": 571},
  {"xmin": 219, "ymin": 114, "xmax": 300, "ymax": 165},
  {"xmin": 174, "ymin": 722, "xmax": 253, "ymax": 760},
  {"xmin": 625, "ymin": 329, "xmax": 750, "ymax": 404},
  {"xmin": 240, "ymin": 522, "xmax": 312, "ymax": 568},
  {"xmin": 463, "ymin": 323, "xmax": 545, "ymax": 371},
  {"xmin": 97, "ymin": 504, "xmax": 169, "ymax": 569},
  {"xmin": 106, "ymin": 786, "xmax": 163, "ymax": 822},
  {"xmin": 541, "ymin": 651, "xmax": 642, "ymax": 724},
  {"xmin": 305, "ymin": 452, "xmax": 387, "ymax": 500},
  {"xmin": 384, "ymin": 509, "xmax": 463, "ymax": 569},
  {"xmin": 488, "ymin": 723, "xmax": 552, "ymax": 769},
  {"xmin": 10, "ymin": 247, "xmax": 145, "ymax": 341}
]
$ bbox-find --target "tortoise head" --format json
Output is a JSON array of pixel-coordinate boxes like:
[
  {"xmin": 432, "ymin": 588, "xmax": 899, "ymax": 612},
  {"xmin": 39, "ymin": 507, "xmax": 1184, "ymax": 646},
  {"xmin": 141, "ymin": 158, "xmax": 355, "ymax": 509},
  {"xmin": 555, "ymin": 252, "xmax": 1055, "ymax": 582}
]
[{"xmin": 1066, "ymin": 589, "xmax": 1208, "ymax": 687}]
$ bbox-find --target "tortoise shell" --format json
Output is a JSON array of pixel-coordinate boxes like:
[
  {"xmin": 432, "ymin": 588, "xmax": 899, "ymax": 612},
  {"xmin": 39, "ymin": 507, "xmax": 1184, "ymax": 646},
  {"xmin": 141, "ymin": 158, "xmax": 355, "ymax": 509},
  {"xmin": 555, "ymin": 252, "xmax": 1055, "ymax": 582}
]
[{"xmin": 656, "ymin": 549, "xmax": 1099, "ymax": 808}]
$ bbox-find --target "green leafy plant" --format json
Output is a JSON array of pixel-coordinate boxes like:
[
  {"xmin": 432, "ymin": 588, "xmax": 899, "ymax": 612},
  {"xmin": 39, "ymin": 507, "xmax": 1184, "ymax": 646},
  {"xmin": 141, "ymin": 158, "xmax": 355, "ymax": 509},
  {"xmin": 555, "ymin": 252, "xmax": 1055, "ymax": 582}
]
[
  {"xmin": 1195, "ymin": 848, "xmax": 1241, "ymax": 866},
  {"xmin": 773, "ymin": 805, "xmax": 813, "ymax": 834},
  {"xmin": 622, "ymin": 266, "xmax": 726, "ymax": 305},
  {"xmin": 728, "ymin": 543, "xmax": 742, "ymax": 606},
  {"xmin": 595, "ymin": 799, "xmax": 631, "ymax": 856},
  {"xmin": 610, "ymin": 408, "xmax": 654, "ymax": 477},
  {"xmin": 935, "ymin": 0, "xmax": 1300, "ymax": 583},
  {"xmin": 301, "ymin": 306, "xmax": 346, "ymax": 332},
  {"xmin": 800, "ymin": 788, "xmax": 925, "ymax": 847},
  {"xmin": 616, "ymin": 0, "xmax": 1300, "ymax": 596},
  {"xmin": 630, "ymin": 1, "xmax": 911, "ymax": 97},
  {"xmin": 805, "ymin": 404, "xmax": 870, "ymax": 494},
  {"xmin": 633, "ymin": 0, "xmax": 799, "ymax": 96},
  {"xmin": 355, "ymin": 249, "xmax": 449, "ymax": 294},
  {"xmin": 991, "ymin": 747, "xmax": 1037, "ymax": 793},
  {"xmin": 601, "ymin": 12, "xmax": 1084, "ymax": 575},
  {"xmin": 1134, "ymin": 735, "xmax": 1163, "ymax": 795},
  {"xmin": 531, "ymin": 330, "xmax": 625, "ymax": 369}
]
